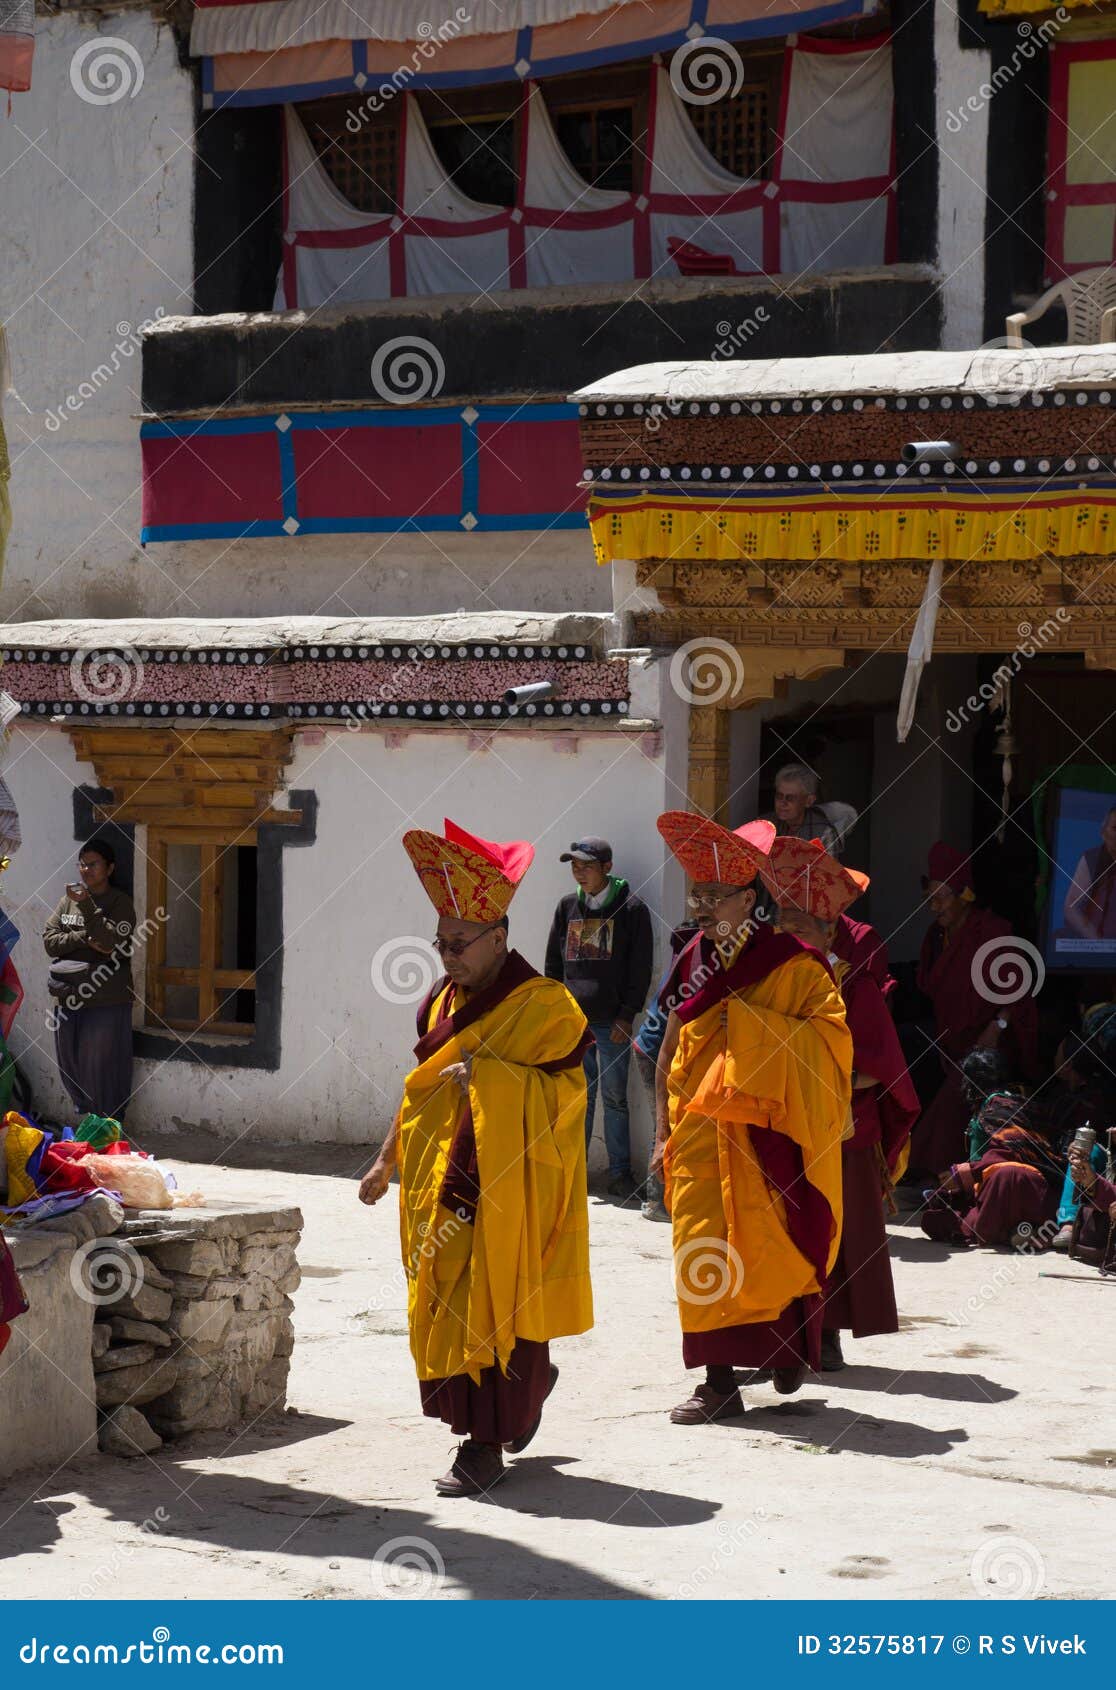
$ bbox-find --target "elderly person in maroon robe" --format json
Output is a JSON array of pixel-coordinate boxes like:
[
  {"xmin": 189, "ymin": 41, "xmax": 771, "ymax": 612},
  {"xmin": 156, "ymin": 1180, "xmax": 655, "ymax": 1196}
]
[
  {"xmin": 908, "ymin": 843, "xmax": 1038, "ymax": 1179},
  {"xmin": 1067, "ymin": 1140, "xmax": 1116, "ymax": 1270},
  {"xmin": 920, "ymin": 1092, "xmax": 1074, "ymax": 1250},
  {"xmin": 762, "ymin": 839, "xmax": 919, "ymax": 1372}
]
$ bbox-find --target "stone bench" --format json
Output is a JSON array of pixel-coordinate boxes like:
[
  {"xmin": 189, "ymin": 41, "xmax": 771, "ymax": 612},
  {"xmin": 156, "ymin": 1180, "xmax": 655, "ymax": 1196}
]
[{"xmin": 0, "ymin": 1196, "xmax": 303, "ymax": 1476}]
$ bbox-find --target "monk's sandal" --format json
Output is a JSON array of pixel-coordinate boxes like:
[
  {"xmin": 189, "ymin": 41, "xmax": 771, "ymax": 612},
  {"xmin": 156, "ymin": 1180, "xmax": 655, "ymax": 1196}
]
[
  {"xmin": 670, "ymin": 1383, "xmax": 745, "ymax": 1425},
  {"xmin": 434, "ymin": 1440, "xmax": 506, "ymax": 1497}
]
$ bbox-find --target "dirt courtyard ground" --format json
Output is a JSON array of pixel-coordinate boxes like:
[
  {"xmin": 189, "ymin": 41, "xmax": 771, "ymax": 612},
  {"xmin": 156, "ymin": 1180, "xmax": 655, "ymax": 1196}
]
[{"xmin": 2, "ymin": 1127, "xmax": 1112, "ymax": 1602}]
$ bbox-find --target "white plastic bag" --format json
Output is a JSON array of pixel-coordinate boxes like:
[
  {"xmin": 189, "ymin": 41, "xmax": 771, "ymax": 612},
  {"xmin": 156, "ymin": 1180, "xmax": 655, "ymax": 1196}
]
[{"xmin": 83, "ymin": 1153, "xmax": 172, "ymax": 1210}]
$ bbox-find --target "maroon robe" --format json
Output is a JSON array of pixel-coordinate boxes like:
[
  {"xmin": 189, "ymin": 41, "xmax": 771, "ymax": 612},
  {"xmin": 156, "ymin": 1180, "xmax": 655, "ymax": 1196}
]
[
  {"xmin": 911, "ymin": 905, "xmax": 1039, "ymax": 1174},
  {"xmin": 1075, "ymin": 1173, "xmax": 1116, "ymax": 1268},
  {"xmin": 0, "ymin": 1235, "xmax": 28, "ymax": 1358},
  {"xmin": 832, "ymin": 915, "xmax": 895, "ymax": 1003},
  {"xmin": 825, "ymin": 924, "xmax": 920, "ymax": 1338},
  {"xmin": 411, "ymin": 951, "xmax": 591, "ymax": 1444},
  {"xmin": 920, "ymin": 1123, "xmax": 1064, "ymax": 1248},
  {"xmin": 667, "ymin": 924, "xmax": 843, "ymax": 1373}
]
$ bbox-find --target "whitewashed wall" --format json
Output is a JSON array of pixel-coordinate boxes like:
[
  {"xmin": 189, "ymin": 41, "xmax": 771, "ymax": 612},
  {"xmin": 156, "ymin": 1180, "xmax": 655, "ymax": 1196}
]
[
  {"xmin": 1, "ymin": 710, "xmax": 675, "ymax": 1152},
  {"xmin": 0, "ymin": 11, "xmax": 194, "ymax": 620},
  {"xmin": 934, "ymin": 1, "xmax": 992, "ymax": 350},
  {"xmin": 0, "ymin": 12, "xmax": 607, "ymax": 624}
]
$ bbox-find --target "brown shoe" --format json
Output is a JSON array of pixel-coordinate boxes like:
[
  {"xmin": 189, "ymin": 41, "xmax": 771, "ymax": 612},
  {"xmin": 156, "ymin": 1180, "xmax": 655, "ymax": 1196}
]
[
  {"xmin": 1050, "ymin": 1223, "xmax": 1075, "ymax": 1253},
  {"xmin": 773, "ymin": 1365, "xmax": 806, "ymax": 1395},
  {"xmin": 503, "ymin": 1364, "xmax": 559, "ymax": 1454},
  {"xmin": 670, "ymin": 1382, "xmax": 746, "ymax": 1425},
  {"xmin": 434, "ymin": 1440, "xmax": 506, "ymax": 1497}
]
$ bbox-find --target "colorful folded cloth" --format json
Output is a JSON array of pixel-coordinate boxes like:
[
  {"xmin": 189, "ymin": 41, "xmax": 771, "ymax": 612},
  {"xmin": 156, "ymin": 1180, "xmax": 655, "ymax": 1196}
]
[
  {"xmin": 1, "ymin": 1109, "xmax": 134, "ymax": 1217},
  {"xmin": 74, "ymin": 1112, "xmax": 123, "ymax": 1149}
]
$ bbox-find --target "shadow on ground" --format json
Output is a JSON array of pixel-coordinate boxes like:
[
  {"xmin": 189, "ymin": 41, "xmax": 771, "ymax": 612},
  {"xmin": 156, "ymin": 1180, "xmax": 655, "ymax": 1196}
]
[
  {"xmin": 821, "ymin": 1366, "xmax": 1015, "ymax": 1404},
  {"xmin": 0, "ymin": 1412, "xmax": 709, "ymax": 1598},
  {"xmin": 733, "ymin": 1399, "xmax": 969, "ymax": 1459}
]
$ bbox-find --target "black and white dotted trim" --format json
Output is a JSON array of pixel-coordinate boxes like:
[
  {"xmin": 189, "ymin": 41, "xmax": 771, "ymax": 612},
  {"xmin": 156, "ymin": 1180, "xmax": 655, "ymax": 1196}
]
[
  {"xmin": 579, "ymin": 390, "xmax": 1116, "ymax": 420},
  {"xmin": 283, "ymin": 642, "xmax": 592, "ymax": 661},
  {"xmin": 0, "ymin": 643, "xmax": 596, "ymax": 666},
  {"xmin": 18, "ymin": 698, "xmax": 628, "ymax": 722},
  {"xmin": 20, "ymin": 699, "xmax": 278, "ymax": 720},
  {"xmin": 287, "ymin": 699, "xmax": 629, "ymax": 721},
  {"xmin": 583, "ymin": 456, "xmax": 1116, "ymax": 484}
]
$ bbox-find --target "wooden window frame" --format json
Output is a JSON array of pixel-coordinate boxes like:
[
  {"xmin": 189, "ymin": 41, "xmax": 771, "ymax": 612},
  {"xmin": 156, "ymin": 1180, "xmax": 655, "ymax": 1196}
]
[
  {"xmin": 145, "ymin": 828, "xmax": 257, "ymax": 1039},
  {"xmin": 300, "ymin": 96, "xmax": 401, "ymax": 214},
  {"xmin": 684, "ymin": 48, "xmax": 783, "ymax": 183}
]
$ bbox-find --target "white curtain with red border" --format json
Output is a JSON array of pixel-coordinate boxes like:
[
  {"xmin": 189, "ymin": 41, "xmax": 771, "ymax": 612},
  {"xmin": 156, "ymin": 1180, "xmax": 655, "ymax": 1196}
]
[{"xmin": 276, "ymin": 37, "xmax": 895, "ymax": 311}]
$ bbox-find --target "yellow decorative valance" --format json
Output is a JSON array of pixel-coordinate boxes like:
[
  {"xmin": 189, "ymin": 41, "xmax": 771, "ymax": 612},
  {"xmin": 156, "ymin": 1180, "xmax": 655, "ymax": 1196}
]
[
  {"xmin": 587, "ymin": 489, "xmax": 1116, "ymax": 567},
  {"xmin": 978, "ymin": 0, "xmax": 1097, "ymax": 14}
]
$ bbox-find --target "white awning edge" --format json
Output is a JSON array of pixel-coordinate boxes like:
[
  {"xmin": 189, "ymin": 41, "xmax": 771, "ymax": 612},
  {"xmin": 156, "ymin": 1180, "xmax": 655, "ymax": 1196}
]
[{"xmin": 190, "ymin": 0, "xmax": 626, "ymax": 58}]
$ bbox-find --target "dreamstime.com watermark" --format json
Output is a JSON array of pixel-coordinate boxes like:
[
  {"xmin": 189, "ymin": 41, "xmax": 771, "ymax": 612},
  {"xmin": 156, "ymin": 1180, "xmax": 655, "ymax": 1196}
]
[
  {"xmin": 69, "ymin": 36, "xmax": 145, "ymax": 105},
  {"xmin": 369, "ymin": 936, "xmax": 441, "ymax": 1005},
  {"xmin": 678, "ymin": 1510, "xmax": 769, "ymax": 1598},
  {"xmin": 45, "ymin": 312, "xmax": 166, "ymax": 432},
  {"xmin": 47, "ymin": 906, "xmax": 168, "ymax": 1031},
  {"xmin": 674, "ymin": 1235, "xmax": 746, "ymax": 1306},
  {"xmin": 411, "ymin": 1210, "xmax": 467, "ymax": 1276},
  {"xmin": 645, "ymin": 312, "xmax": 769, "ymax": 432},
  {"xmin": 713, "ymin": 306, "xmax": 770, "ymax": 359},
  {"xmin": 670, "ymin": 36, "xmax": 745, "ymax": 106},
  {"xmin": 68, "ymin": 1238, "xmax": 147, "ymax": 1308},
  {"xmin": 333, "ymin": 648, "xmax": 427, "ymax": 729},
  {"xmin": 946, "ymin": 1217, "xmax": 1060, "ymax": 1330},
  {"xmin": 345, "ymin": 9, "xmax": 472, "ymax": 132},
  {"xmin": 371, "ymin": 336, "xmax": 445, "ymax": 404},
  {"xmin": 669, "ymin": 637, "xmax": 745, "ymax": 705},
  {"xmin": 74, "ymin": 1510, "xmax": 170, "ymax": 1600},
  {"xmin": 968, "ymin": 933, "xmax": 1045, "ymax": 1009},
  {"xmin": 945, "ymin": 612, "xmax": 1072, "ymax": 733},
  {"xmin": 968, "ymin": 334, "xmax": 1069, "ymax": 404},
  {"xmin": 945, "ymin": 13, "xmax": 1069, "ymax": 134},
  {"xmin": 69, "ymin": 646, "xmax": 145, "ymax": 705},
  {"xmin": 19, "ymin": 1629, "xmax": 284, "ymax": 1666},
  {"xmin": 969, "ymin": 1534, "xmax": 1046, "ymax": 1598},
  {"xmin": 370, "ymin": 1536, "xmax": 446, "ymax": 1598}
]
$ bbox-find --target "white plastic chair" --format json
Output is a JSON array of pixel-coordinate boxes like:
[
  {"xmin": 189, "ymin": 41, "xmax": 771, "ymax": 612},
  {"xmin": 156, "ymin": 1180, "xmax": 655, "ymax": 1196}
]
[{"xmin": 1006, "ymin": 266, "xmax": 1116, "ymax": 346}]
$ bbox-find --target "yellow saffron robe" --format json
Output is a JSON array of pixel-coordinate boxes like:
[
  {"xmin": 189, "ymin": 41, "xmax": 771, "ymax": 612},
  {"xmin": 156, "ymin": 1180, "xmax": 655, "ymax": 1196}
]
[
  {"xmin": 665, "ymin": 948, "xmax": 852, "ymax": 1335},
  {"xmin": 398, "ymin": 970, "xmax": 593, "ymax": 1384}
]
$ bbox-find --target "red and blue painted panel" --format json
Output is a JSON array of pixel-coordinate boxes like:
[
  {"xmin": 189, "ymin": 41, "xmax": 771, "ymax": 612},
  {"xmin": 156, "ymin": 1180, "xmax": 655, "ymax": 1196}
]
[{"xmin": 140, "ymin": 402, "xmax": 587, "ymax": 543}]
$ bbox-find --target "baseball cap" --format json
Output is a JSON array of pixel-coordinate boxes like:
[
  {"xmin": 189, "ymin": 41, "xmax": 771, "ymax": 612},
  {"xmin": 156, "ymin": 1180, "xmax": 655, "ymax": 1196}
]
[{"xmin": 560, "ymin": 838, "xmax": 613, "ymax": 864}]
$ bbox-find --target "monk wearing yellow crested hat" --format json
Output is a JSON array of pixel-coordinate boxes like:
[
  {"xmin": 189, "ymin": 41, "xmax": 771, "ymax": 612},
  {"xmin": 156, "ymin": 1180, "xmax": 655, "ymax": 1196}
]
[
  {"xmin": 758, "ymin": 836, "xmax": 918, "ymax": 1373},
  {"xmin": 652, "ymin": 812, "xmax": 853, "ymax": 1424},
  {"xmin": 359, "ymin": 818, "xmax": 593, "ymax": 1497}
]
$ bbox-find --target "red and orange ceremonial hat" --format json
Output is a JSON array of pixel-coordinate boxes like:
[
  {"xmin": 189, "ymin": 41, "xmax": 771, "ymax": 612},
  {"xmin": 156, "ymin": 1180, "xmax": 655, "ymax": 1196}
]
[
  {"xmin": 402, "ymin": 817, "xmax": 534, "ymax": 923},
  {"xmin": 657, "ymin": 811, "xmax": 776, "ymax": 885},
  {"xmin": 757, "ymin": 835, "xmax": 869, "ymax": 922}
]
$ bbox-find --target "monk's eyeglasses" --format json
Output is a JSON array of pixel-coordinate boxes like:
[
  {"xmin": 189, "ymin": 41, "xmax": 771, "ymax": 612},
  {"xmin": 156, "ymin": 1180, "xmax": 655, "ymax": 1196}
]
[
  {"xmin": 432, "ymin": 923, "xmax": 500, "ymax": 957},
  {"xmin": 687, "ymin": 886, "xmax": 748, "ymax": 911}
]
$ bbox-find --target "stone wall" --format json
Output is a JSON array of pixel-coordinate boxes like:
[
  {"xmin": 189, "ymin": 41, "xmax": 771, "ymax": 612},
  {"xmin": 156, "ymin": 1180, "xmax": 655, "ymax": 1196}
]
[
  {"xmin": 0, "ymin": 1198, "xmax": 302, "ymax": 1474},
  {"xmin": 91, "ymin": 1204, "xmax": 303, "ymax": 1452},
  {"xmin": 0, "ymin": 1207, "xmax": 109, "ymax": 1479}
]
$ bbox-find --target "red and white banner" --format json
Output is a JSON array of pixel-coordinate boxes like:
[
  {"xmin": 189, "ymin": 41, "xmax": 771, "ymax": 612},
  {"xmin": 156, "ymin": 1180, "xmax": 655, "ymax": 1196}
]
[{"xmin": 277, "ymin": 39, "xmax": 895, "ymax": 309}]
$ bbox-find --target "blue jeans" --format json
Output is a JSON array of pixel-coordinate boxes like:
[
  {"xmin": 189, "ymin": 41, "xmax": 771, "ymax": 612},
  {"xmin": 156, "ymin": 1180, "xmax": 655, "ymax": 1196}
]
[{"xmin": 584, "ymin": 1022, "xmax": 633, "ymax": 1178}]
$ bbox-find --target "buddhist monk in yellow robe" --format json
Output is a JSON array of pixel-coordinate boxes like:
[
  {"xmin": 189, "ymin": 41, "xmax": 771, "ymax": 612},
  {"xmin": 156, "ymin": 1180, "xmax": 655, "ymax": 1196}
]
[
  {"xmin": 359, "ymin": 818, "xmax": 593, "ymax": 1497},
  {"xmin": 651, "ymin": 812, "xmax": 852, "ymax": 1424},
  {"xmin": 759, "ymin": 837, "xmax": 918, "ymax": 1373}
]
